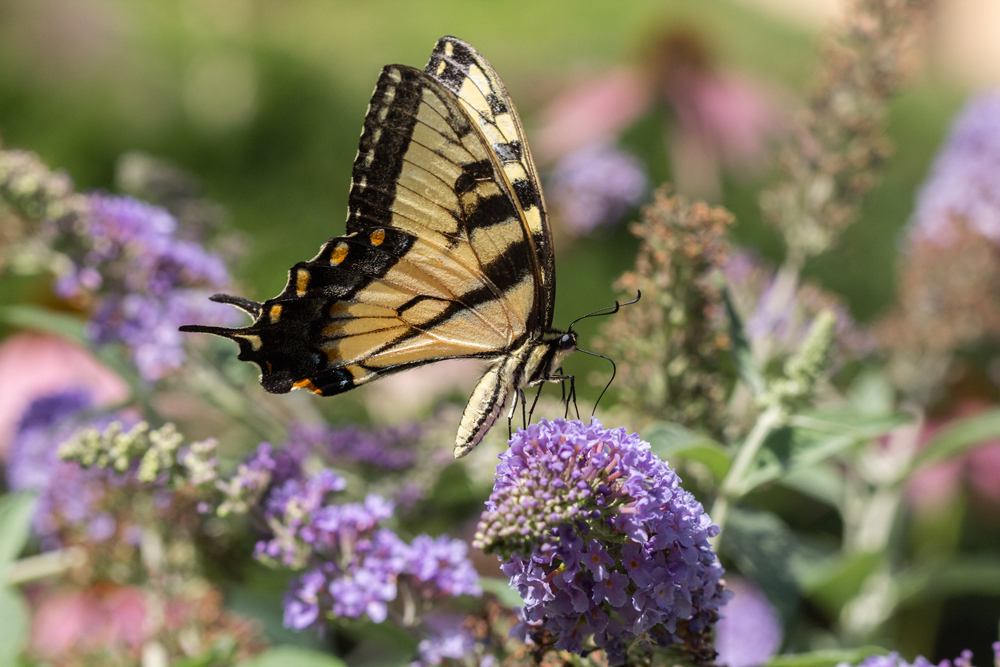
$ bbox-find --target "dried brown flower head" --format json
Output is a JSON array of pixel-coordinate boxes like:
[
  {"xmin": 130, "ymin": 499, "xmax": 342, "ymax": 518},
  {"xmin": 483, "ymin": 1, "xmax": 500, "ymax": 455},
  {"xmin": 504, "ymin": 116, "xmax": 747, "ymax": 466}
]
[
  {"xmin": 760, "ymin": 0, "xmax": 935, "ymax": 265},
  {"xmin": 594, "ymin": 187, "xmax": 734, "ymax": 435}
]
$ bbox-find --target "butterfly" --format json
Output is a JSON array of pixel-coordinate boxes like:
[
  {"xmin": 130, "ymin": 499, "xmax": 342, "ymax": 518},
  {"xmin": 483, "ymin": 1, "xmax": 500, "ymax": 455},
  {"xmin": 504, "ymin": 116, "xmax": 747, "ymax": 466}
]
[{"xmin": 181, "ymin": 36, "xmax": 622, "ymax": 458}]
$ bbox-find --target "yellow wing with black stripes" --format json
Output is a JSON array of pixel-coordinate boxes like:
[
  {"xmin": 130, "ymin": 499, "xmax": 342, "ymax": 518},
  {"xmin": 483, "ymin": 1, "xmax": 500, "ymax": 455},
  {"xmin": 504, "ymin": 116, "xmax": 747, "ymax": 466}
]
[
  {"xmin": 424, "ymin": 36, "xmax": 554, "ymax": 330},
  {"xmin": 180, "ymin": 37, "xmax": 554, "ymax": 399}
]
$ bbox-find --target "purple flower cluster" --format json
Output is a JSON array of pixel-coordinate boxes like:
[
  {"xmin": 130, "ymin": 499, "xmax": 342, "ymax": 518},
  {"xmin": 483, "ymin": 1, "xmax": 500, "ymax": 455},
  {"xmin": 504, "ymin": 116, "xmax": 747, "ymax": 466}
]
[
  {"xmin": 548, "ymin": 143, "xmax": 648, "ymax": 235},
  {"xmin": 58, "ymin": 194, "xmax": 235, "ymax": 380},
  {"xmin": 723, "ymin": 249, "xmax": 873, "ymax": 361},
  {"xmin": 214, "ymin": 441, "xmax": 308, "ymax": 516},
  {"xmin": 474, "ymin": 419, "xmax": 727, "ymax": 666},
  {"xmin": 5, "ymin": 390, "xmax": 117, "ymax": 548},
  {"xmin": 251, "ymin": 468, "xmax": 480, "ymax": 631},
  {"xmin": 842, "ymin": 645, "xmax": 1000, "ymax": 667},
  {"xmin": 285, "ymin": 421, "xmax": 421, "ymax": 471},
  {"xmin": 412, "ymin": 617, "xmax": 488, "ymax": 667},
  {"xmin": 414, "ymin": 627, "xmax": 478, "ymax": 667},
  {"xmin": 910, "ymin": 91, "xmax": 1000, "ymax": 247}
]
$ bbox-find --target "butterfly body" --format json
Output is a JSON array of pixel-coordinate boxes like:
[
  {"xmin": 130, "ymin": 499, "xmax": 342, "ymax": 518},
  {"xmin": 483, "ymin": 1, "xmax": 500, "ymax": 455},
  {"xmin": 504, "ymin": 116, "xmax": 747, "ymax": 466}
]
[{"xmin": 182, "ymin": 36, "xmax": 572, "ymax": 457}]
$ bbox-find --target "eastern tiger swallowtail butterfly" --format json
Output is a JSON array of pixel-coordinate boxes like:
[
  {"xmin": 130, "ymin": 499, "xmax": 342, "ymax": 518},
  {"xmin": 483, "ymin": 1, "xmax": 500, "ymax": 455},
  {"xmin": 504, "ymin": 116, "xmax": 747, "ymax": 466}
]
[{"xmin": 181, "ymin": 36, "xmax": 590, "ymax": 458}]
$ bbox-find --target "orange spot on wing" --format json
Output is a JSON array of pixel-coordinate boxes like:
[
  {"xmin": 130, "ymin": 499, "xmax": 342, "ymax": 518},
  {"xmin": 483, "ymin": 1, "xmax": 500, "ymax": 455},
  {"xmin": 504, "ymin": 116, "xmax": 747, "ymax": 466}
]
[
  {"xmin": 296, "ymin": 269, "xmax": 310, "ymax": 296},
  {"xmin": 293, "ymin": 378, "xmax": 322, "ymax": 394},
  {"xmin": 330, "ymin": 244, "xmax": 348, "ymax": 265},
  {"xmin": 369, "ymin": 229, "xmax": 386, "ymax": 246}
]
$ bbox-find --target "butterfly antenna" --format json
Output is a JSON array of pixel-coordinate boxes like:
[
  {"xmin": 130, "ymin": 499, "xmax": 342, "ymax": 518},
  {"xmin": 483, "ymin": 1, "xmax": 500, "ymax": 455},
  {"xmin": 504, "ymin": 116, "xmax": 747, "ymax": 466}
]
[
  {"xmin": 575, "ymin": 348, "xmax": 617, "ymax": 417},
  {"xmin": 567, "ymin": 291, "xmax": 641, "ymax": 333}
]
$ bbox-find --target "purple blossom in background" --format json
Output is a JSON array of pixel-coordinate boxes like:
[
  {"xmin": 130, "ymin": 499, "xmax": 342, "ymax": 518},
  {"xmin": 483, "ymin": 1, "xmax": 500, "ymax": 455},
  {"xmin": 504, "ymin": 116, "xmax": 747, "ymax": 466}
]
[
  {"xmin": 909, "ymin": 91, "xmax": 1000, "ymax": 246},
  {"xmin": 548, "ymin": 143, "xmax": 648, "ymax": 235},
  {"xmin": 285, "ymin": 421, "xmax": 421, "ymax": 471},
  {"xmin": 412, "ymin": 620, "xmax": 479, "ymax": 667},
  {"xmin": 215, "ymin": 441, "xmax": 310, "ymax": 517},
  {"xmin": 722, "ymin": 249, "xmax": 874, "ymax": 360},
  {"xmin": 841, "ymin": 645, "xmax": 1000, "ymax": 667},
  {"xmin": 256, "ymin": 468, "xmax": 480, "ymax": 631},
  {"xmin": 5, "ymin": 390, "xmax": 115, "ymax": 548},
  {"xmin": 715, "ymin": 578, "xmax": 782, "ymax": 667},
  {"xmin": 474, "ymin": 419, "xmax": 728, "ymax": 666},
  {"xmin": 57, "ymin": 194, "xmax": 236, "ymax": 380}
]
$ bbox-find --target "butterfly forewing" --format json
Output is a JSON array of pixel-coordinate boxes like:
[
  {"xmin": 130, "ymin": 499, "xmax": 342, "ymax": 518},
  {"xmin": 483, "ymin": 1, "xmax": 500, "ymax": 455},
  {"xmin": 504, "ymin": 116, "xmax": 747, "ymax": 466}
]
[{"xmin": 424, "ymin": 36, "xmax": 555, "ymax": 332}]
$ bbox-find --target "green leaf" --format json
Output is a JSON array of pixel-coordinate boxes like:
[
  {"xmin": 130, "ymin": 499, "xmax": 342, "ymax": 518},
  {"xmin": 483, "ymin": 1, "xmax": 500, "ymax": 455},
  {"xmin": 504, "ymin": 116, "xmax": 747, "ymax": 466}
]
[
  {"xmin": 721, "ymin": 509, "xmax": 799, "ymax": 623},
  {"xmin": 0, "ymin": 493, "xmax": 37, "ymax": 572},
  {"xmin": 910, "ymin": 409, "xmax": 1000, "ymax": 475},
  {"xmin": 778, "ymin": 465, "xmax": 844, "ymax": 508},
  {"xmin": 0, "ymin": 586, "xmax": 29, "ymax": 666},
  {"xmin": 479, "ymin": 576, "xmax": 524, "ymax": 609},
  {"xmin": 796, "ymin": 551, "xmax": 882, "ymax": 618},
  {"xmin": 740, "ymin": 409, "xmax": 911, "ymax": 494},
  {"xmin": 645, "ymin": 422, "xmax": 731, "ymax": 480},
  {"xmin": 236, "ymin": 646, "xmax": 348, "ymax": 667},
  {"xmin": 787, "ymin": 408, "xmax": 912, "ymax": 440},
  {"xmin": 723, "ymin": 287, "xmax": 765, "ymax": 396},
  {"xmin": 766, "ymin": 646, "xmax": 888, "ymax": 667},
  {"xmin": 847, "ymin": 370, "xmax": 895, "ymax": 417},
  {"xmin": 0, "ymin": 305, "xmax": 86, "ymax": 342},
  {"xmin": 896, "ymin": 557, "xmax": 1000, "ymax": 605}
]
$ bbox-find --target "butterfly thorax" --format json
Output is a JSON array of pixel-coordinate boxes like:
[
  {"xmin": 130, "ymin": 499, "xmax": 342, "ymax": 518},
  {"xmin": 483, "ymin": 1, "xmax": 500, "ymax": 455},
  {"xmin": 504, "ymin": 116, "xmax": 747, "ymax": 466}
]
[{"xmin": 454, "ymin": 329, "xmax": 577, "ymax": 458}]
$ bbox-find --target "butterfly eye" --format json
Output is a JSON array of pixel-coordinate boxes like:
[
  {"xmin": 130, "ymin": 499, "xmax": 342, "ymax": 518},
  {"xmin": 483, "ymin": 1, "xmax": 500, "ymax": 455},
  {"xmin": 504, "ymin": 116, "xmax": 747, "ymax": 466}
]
[{"xmin": 559, "ymin": 333, "xmax": 575, "ymax": 350}]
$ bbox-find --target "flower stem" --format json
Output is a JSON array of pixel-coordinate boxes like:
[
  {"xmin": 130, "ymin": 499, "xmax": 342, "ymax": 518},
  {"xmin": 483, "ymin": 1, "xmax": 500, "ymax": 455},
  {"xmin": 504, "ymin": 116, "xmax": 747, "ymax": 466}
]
[
  {"xmin": 5, "ymin": 547, "xmax": 87, "ymax": 585},
  {"xmin": 710, "ymin": 404, "xmax": 784, "ymax": 545}
]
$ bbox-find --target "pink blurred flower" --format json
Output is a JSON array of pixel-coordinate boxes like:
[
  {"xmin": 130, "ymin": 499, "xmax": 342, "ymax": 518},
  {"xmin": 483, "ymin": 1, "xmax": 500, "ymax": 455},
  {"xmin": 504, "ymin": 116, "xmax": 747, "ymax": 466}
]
[
  {"xmin": 534, "ymin": 69, "xmax": 651, "ymax": 162},
  {"xmin": 30, "ymin": 586, "xmax": 148, "ymax": 659},
  {"xmin": 908, "ymin": 399, "xmax": 1000, "ymax": 509},
  {"xmin": 532, "ymin": 29, "xmax": 783, "ymax": 200},
  {"xmin": 0, "ymin": 333, "xmax": 129, "ymax": 458}
]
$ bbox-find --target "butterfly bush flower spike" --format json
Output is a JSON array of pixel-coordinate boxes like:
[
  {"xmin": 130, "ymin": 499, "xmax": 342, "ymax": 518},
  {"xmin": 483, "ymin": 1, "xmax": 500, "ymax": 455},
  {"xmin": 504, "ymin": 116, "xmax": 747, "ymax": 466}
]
[
  {"xmin": 251, "ymin": 467, "xmax": 480, "ymax": 631},
  {"xmin": 474, "ymin": 418, "xmax": 728, "ymax": 666}
]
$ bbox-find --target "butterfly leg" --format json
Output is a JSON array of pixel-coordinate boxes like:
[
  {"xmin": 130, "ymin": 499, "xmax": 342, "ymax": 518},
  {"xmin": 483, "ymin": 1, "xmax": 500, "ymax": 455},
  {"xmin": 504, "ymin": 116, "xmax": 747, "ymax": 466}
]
[
  {"xmin": 507, "ymin": 388, "xmax": 520, "ymax": 439},
  {"xmin": 547, "ymin": 371, "xmax": 576, "ymax": 419},
  {"xmin": 527, "ymin": 382, "xmax": 544, "ymax": 423},
  {"xmin": 519, "ymin": 388, "xmax": 528, "ymax": 429}
]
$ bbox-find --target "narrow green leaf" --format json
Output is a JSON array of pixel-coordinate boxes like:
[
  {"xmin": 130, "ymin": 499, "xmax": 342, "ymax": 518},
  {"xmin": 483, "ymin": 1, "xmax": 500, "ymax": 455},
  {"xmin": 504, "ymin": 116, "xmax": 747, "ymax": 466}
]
[
  {"xmin": 723, "ymin": 287, "xmax": 765, "ymax": 396},
  {"xmin": 741, "ymin": 409, "xmax": 911, "ymax": 494},
  {"xmin": 0, "ymin": 586, "xmax": 29, "ymax": 666},
  {"xmin": 847, "ymin": 370, "xmax": 895, "ymax": 417},
  {"xmin": 479, "ymin": 576, "xmax": 524, "ymax": 609},
  {"xmin": 796, "ymin": 551, "xmax": 882, "ymax": 618},
  {"xmin": 778, "ymin": 465, "xmax": 844, "ymax": 508},
  {"xmin": 0, "ymin": 493, "xmax": 37, "ymax": 571},
  {"xmin": 766, "ymin": 646, "xmax": 888, "ymax": 667},
  {"xmin": 910, "ymin": 409, "xmax": 1000, "ymax": 475},
  {"xmin": 896, "ymin": 557, "xmax": 1000, "ymax": 605},
  {"xmin": 0, "ymin": 305, "xmax": 86, "ymax": 342},
  {"xmin": 236, "ymin": 646, "xmax": 348, "ymax": 667},
  {"xmin": 645, "ymin": 422, "xmax": 731, "ymax": 480},
  {"xmin": 787, "ymin": 409, "xmax": 911, "ymax": 440}
]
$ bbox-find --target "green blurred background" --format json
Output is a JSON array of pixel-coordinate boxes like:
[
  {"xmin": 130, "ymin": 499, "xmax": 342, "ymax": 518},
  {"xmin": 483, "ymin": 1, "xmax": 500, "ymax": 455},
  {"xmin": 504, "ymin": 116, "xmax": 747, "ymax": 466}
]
[{"xmin": 0, "ymin": 0, "xmax": 981, "ymax": 328}]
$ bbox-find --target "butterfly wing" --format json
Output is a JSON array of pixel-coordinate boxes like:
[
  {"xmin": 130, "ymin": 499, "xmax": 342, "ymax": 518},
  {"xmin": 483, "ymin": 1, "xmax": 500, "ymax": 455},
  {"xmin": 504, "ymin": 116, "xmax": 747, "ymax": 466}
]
[
  {"xmin": 183, "ymin": 62, "xmax": 546, "ymax": 397},
  {"xmin": 424, "ymin": 36, "xmax": 555, "ymax": 332}
]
